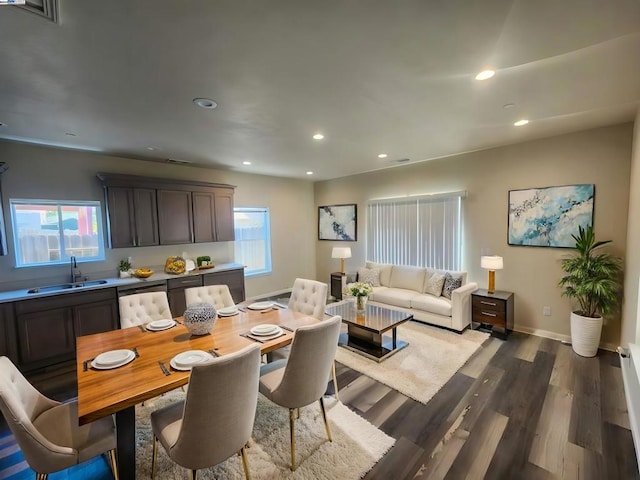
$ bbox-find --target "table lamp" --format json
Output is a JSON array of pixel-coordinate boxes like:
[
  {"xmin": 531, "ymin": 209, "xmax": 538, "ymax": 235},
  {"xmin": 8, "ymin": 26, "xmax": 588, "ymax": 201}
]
[
  {"xmin": 481, "ymin": 255, "xmax": 503, "ymax": 294},
  {"xmin": 332, "ymin": 247, "xmax": 352, "ymax": 274}
]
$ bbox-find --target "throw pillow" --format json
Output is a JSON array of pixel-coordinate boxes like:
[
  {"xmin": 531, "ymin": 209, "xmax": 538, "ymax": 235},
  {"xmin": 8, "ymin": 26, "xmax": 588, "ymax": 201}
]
[
  {"xmin": 441, "ymin": 273, "xmax": 463, "ymax": 299},
  {"xmin": 424, "ymin": 272, "xmax": 446, "ymax": 296},
  {"xmin": 358, "ymin": 267, "xmax": 381, "ymax": 287}
]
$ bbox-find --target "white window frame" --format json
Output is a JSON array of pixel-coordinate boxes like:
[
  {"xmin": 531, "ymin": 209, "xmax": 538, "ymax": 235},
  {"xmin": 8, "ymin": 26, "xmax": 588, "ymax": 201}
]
[
  {"xmin": 366, "ymin": 191, "xmax": 465, "ymax": 270},
  {"xmin": 234, "ymin": 207, "xmax": 272, "ymax": 277},
  {"xmin": 10, "ymin": 199, "xmax": 105, "ymax": 268}
]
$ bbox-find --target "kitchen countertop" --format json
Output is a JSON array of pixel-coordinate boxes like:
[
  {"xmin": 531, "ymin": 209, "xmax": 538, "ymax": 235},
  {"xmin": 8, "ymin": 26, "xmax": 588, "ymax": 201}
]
[{"xmin": 0, "ymin": 263, "xmax": 245, "ymax": 304}]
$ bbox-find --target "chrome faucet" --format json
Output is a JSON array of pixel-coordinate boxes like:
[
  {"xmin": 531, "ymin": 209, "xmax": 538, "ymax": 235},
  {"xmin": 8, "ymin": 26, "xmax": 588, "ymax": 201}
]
[{"xmin": 70, "ymin": 256, "xmax": 82, "ymax": 283}]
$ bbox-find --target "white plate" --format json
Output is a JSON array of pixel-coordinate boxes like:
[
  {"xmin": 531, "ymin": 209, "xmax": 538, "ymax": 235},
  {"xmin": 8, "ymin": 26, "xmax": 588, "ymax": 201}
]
[
  {"xmin": 94, "ymin": 349, "xmax": 134, "ymax": 366},
  {"xmin": 92, "ymin": 350, "xmax": 135, "ymax": 370},
  {"xmin": 250, "ymin": 325, "xmax": 282, "ymax": 336},
  {"xmin": 218, "ymin": 306, "xmax": 239, "ymax": 316},
  {"xmin": 170, "ymin": 350, "xmax": 215, "ymax": 371},
  {"xmin": 247, "ymin": 301, "xmax": 274, "ymax": 311},
  {"xmin": 147, "ymin": 319, "xmax": 176, "ymax": 330}
]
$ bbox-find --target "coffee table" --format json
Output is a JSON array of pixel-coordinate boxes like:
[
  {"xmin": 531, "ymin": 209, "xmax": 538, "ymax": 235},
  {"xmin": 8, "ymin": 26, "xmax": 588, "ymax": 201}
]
[{"xmin": 326, "ymin": 300, "xmax": 412, "ymax": 362}]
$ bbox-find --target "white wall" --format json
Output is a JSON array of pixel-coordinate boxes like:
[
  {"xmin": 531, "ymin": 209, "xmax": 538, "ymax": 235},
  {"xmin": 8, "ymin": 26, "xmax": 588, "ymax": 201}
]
[
  {"xmin": 0, "ymin": 141, "xmax": 316, "ymax": 298},
  {"xmin": 622, "ymin": 109, "xmax": 640, "ymax": 347},
  {"xmin": 315, "ymin": 124, "xmax": 633, "ymax": 347}
]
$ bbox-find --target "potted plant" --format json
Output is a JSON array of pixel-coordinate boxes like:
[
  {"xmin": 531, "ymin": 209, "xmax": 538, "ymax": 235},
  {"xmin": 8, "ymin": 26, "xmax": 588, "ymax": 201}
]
[
  {"xmin": 119, "ymin": 258, "xmax": 132, "ymax": 278},
  {"xmin": 559, "ymin": 225, "xmax": 622, "ymax": 357},
  {"xmin": 344, "ymin": 281, "xmax": 374, "ymax": 312}
]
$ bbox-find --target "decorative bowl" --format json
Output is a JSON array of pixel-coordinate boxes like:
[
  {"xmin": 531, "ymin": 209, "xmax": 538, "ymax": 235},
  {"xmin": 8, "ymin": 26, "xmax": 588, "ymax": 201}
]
[
  {"xmin": 183, "ymin": 302, "xmax": 217, "ymax": 335},
  {"xmin": 133, "ymin": 268, "xmax": 153, "ymax": 278}
]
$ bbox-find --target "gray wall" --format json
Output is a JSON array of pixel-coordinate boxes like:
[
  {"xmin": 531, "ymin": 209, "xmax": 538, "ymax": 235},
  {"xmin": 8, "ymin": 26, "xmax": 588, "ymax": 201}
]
[
  {"xmin": 0, "ymin": 140, "xmax": 316, "ymax": 298},
  {"xmin": 315, "ymin": 123, "xmax": 633, "ymax": 347}
]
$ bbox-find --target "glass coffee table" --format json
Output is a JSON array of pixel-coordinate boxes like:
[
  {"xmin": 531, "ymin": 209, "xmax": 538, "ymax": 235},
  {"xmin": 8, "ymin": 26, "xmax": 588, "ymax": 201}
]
[{"xmin": 326, "ymin": 300, "xmax": 412, "ymax": 362}]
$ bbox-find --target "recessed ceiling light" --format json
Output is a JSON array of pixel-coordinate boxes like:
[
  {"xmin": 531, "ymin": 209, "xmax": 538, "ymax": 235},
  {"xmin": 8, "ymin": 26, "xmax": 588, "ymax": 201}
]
[
  {"xmin": 514, "ymin": 119, "xmax": 529, "ymax": 127},
  {"xmin": 193, "ymin": 98, "xmax": 218, "ymax": 109},
  {"xmin": 242, "ymin": 161, "xmax": 251, "ymax": 165},
  {"xmin": 312, "ymin": 133, "xmax": 324, "ymax": 140},
  {"xmin": 306, "ymin": 171, "xmax": 314, "ymax": 175},
  {"xmin": 377, "ymin": 153, "xmax": 388, "ymax": 159},
  {"xmin": 65, "ymin": 132, "xmax": 77, "ymax": 137},
  {"xmin": 503, "ymin": 103, "xmax": 515, "ymax": 109},
  {"xmin": 475, "ymin": 69, "xmax": 495, "ymax": 81}
]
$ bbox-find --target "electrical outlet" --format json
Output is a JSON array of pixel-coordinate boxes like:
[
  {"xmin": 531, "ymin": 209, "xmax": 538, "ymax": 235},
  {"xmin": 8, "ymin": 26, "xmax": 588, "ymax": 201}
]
[{"xmin": 543, "ymin": 306, "xmax": 551, "ymax": 316}]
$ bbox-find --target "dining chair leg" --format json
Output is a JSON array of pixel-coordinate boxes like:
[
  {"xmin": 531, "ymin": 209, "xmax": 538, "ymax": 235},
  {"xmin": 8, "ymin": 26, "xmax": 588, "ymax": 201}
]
[
  {"xmin": 188, "ymin": 469, "xmax": 198, "ymax": 480},
  {"xmin": 36, "ymin": 474, "xmax": 48, "ymax": 480},
  {"xmin": 151, "ymin": 436, "xmax": 158, "ymax": 479},
  {"xmin": 240, "ymin": 446, "xmax": 251, "ymax": 480},
  {"xmin": 319, "ymin": 397, "xmax": 332, "ymax": 442},
  {"xmin": 289, "ymin": 408, "xmax": 297, "ymax": 471},
  {"xmin": 297, "ymin": 407, "xmax": 300, "ymax": 419},
  {"xmin": 108, "ymin": 448, "xmax": 119, "ymax": 480},
  {"xmin": 332, "ymin": 362, "xmax": 339, "ymax": 401}
]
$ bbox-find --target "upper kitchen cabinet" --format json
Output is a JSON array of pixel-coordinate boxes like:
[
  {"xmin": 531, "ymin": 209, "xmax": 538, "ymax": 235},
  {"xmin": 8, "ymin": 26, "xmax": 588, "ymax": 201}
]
[{"xmin": 98, "ymin": 173, "xmax": 236, "ymax": 248}]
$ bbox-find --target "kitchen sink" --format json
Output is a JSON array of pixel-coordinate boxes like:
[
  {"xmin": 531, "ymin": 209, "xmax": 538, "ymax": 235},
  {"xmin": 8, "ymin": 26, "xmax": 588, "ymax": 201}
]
[{"xmin": 27, "ymin": 279, "xmax": 108, "ymax": 294}]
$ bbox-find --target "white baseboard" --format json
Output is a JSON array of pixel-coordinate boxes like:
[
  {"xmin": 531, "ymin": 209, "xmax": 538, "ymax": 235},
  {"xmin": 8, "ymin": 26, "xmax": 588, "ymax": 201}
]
[{"xmin": 514, "ymin": 325, "xmax": 617, "ymax": 352}]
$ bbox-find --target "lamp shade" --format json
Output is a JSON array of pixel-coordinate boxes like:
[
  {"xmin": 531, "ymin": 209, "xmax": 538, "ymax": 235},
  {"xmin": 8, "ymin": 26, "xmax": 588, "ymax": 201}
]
[
  {"xmin": 481, "ymin": 255, "xmax": 503, "ymax": 270},
  {"xmin": 332, "ymin": 247, "xmax": 352, "ymax": 259}
]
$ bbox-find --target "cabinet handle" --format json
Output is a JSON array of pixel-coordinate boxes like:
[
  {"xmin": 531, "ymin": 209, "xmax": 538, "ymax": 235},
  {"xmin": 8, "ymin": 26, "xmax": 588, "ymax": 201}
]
[
  {"xmin": 481, "ymin": 311, "xmax": 497, "ymax": 317},
  {"xmin": 480, "ymin": 301, "xmax": 497, "ymax": 306}
]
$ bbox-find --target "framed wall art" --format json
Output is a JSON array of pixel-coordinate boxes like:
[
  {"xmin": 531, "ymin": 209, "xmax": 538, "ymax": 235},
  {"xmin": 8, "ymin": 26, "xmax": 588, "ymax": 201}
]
[
  {"xmin": 508, "ymin": 184, "xmax": 594, "ymax": 248},
  {"xmin": 318, "ymin": 204, "xmax": 357, "ymax": 241}
]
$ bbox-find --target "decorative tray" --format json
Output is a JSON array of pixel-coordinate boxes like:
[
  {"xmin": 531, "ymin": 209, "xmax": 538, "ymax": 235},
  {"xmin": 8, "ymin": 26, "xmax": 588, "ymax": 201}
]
[{"xmin": 198, "ymin": 265, "xmax": 215, "ymax": 270}]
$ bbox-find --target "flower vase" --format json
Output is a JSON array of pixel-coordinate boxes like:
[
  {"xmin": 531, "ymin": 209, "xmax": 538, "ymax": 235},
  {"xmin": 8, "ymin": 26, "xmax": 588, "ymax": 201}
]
[
  {"xmin": 183, "ymin": 302, "xmax": 217, "ymax": 335},
  {"xmin": 356, "ymin": 295, "xmax": 368, "ymax": 312}
]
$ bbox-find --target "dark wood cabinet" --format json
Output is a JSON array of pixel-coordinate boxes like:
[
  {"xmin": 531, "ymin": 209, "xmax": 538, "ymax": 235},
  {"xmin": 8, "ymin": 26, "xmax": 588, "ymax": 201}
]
[
  {"xmin": 192, "ymin": 192, "xmax": 216, "ymax": 243},
  {"xmin": 167, "ymin": 275, "xmax": 203, "ymax": 316},
  {"xmin": 202, "ymin": 268, "xmax": 245, "ymax": 304},
  {"xmin": 213, "ymin": 188, "xmax": 235, "ymax": 241},
  {"xmin": 0, "ymin": 303, "xmax": 18, "ymax": 364},
  {"xmin": 471, "ymin": 289, "xmax": 514, "ymax": 340},
  {"xmin": 15, "ymin": 288, "xmax": 118, "ymax": 370},
  {"xmin": 330, "ymin": 272, "xmax": 346, "ymax": 300},
  {"xmin": 106, "ymin": 187, "xmax": 159, "ymax": 248},
  {"xmin": 158, "ymin": 189, "xmax": 194, "ymax": 245}
]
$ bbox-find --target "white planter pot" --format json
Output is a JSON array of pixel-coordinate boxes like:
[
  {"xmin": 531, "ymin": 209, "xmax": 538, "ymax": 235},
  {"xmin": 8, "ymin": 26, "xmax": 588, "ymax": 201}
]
[{"xmin": 570, "ymin": 311, "xmax": 603, "ymax": 357}]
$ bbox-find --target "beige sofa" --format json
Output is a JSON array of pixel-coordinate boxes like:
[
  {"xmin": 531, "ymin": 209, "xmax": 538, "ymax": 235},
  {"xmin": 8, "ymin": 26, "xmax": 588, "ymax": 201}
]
[{"xmin": 361, "ymin": 262, "xmax": 477, "ymax": 332}]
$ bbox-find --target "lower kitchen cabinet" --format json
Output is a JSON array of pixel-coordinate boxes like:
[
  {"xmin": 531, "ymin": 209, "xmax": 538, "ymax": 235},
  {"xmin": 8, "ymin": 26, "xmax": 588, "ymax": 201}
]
[
  {"xmin": 167, "ymin": 275, "xmax": 203, "ymax": 317},
  {"xmin": 15, "ymin": 288, "xmax": 118, "ymax": 371},
  {"xmin": 203, "ymin": 268, "xmax": 246, "ymax": 304},
  {"xmin": 0, "ymin": 302, "xmax": 18, "ymax": 364}
]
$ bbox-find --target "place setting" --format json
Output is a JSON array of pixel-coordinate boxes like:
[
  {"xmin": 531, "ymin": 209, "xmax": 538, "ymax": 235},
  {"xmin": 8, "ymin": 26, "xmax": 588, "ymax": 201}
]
[
  {"xmin": 217, "ymin": 305, "xmax": 240, "ymax": 317},
  {"xmin": 84, "ymin": 348, "xmax": 139, "ymax": 371},
  {"xmin": 241, "ymin": 323, "xmax": 286, "ymax": 343},
  {"xmin": 144, "ymin": 318, "xmax": 177, "ymax": 331},
  {"xmin": 168, "ymin": 349, "xmax": 217, "ymax": 372}
]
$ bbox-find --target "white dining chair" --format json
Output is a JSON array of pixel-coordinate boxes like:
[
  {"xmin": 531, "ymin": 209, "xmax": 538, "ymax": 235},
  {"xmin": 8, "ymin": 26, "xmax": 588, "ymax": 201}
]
[
  {"xmin": 118, "ymin": 291, "xmax": 173, "ymax": 328},
  {"xmin": 185, "ymin": 284, "xmax": 235, "ymax": 309}
]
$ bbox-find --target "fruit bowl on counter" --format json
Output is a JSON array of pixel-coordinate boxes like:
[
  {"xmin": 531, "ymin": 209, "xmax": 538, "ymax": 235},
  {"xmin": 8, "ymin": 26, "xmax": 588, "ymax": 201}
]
[{"xmin": 133, "ymin": 268, "xmax": 154, "ymax": 278}]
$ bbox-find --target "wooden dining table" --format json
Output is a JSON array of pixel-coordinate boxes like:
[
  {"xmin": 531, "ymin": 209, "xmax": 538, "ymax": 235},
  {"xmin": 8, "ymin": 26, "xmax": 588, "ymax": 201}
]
[{"xmin": 76, "ymin": 304, "xmax": 319, "ymax": 480}]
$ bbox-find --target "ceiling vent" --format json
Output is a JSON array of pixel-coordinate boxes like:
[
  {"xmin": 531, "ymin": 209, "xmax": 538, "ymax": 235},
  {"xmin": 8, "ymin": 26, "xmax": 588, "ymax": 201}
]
[
  {"xmin": 19, "ymin": 0, "xmax": 58, "ymax": 23},
  {"xmin": 167, "ymin": 158, "xmax": 193, "ymax": 165},
  {"xmin": 392, "ymin": 158, "xmax": 411, "ymax": 164}
]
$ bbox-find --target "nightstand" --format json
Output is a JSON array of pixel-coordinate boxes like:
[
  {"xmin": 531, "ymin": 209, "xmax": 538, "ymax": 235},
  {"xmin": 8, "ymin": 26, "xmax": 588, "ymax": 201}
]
[
  {"xmin": 471, "ymin": 289, "xmax": 514, "ymax": 340},
  {"xmin": 330, "ymin": 272, "xmax": 347, "ymax": 300}
]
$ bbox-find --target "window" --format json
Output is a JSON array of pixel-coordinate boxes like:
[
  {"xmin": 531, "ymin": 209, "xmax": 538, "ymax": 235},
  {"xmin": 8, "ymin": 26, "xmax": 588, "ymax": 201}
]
[
  {"xmin": 367, "ymin": 192, "xmax": 464, "ymax": 270},
  {"xmin": 10, "ymin": 199, "xmax": 105, "ymax": 267},
  {"xmin": 234, "ymin": 207, "xmax": 272, "ymax": 276}
]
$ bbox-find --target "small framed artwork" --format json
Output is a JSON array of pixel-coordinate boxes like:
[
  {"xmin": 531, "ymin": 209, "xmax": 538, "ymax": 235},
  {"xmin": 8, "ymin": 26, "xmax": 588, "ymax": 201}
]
[
  {"xmin": 318, "ymin": 204, "xmax": 357, "ymax": 241},
  {"xmin": 508, "ymin": 184, "xmax": 595, "ymax": 248}
]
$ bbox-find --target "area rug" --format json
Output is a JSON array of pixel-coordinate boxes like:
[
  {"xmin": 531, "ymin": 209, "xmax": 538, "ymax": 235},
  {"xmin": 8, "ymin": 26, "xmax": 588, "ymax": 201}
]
[
  {"xmin": 336, "ymin": 321, "xmax": 489, "ymax": 404},
  {"xmin": 135, "ymin": 391, "xmax": 395, "ymax": 479}
]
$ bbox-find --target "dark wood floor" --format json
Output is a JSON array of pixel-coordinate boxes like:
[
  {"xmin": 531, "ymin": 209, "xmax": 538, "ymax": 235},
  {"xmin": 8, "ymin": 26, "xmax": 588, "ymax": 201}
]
[{"xmin": 1, "ymin": 330, "xmax": 638, "ymax": 479}]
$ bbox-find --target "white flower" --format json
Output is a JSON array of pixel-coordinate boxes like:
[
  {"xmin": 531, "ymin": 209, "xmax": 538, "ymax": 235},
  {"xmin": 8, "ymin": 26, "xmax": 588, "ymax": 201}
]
[{"xmin": 343, "ymin": 281, "xmax": 373, "ymax": 297}]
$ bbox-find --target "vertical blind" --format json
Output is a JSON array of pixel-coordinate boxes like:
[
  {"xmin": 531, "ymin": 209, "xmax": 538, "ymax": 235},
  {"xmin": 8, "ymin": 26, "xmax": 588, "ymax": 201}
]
[{"xmin": 366, "ymin": 192, "xmax": 463, "ymax": 270}]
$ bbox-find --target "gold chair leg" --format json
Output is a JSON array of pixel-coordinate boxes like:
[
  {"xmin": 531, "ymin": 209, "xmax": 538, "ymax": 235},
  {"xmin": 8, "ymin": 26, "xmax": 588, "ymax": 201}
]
[
  {"xmin": 289, "ymin": 408, "xmax": 297, "ymax": 471},
  {"xmin": 332, "ymin": 362, "xmax": 339, "ymax": 401},
  {"xmin": 108, "ymin": 449, "xmax": 119, "ymax": 480},
  {"xmin": 319, "ymin": 397, "xmax": 332, "ymax": 442},
  {"xmin": 36, "ymin": 474, "xmax": 48, "ymax": 480},
  {"xmin": 188, "ymin": 469, "xmax": 197, "ymax": 480},
  {"xmin": 240, "ymin": 446, "xmax": 251, "ymax": 480},
  {"xmin": 297, "ymin": 407, "xmax": 300, "ymax": 419},
  {"xmin": 151, "ymin": 436, "xmax": 158, "ymax": 479}
]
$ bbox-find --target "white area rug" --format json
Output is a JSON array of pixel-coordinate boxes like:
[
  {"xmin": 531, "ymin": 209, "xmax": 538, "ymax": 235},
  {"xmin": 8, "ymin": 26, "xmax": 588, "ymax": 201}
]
[
  {"xmin": 336, "ymin": 321, "xmax": 489, "ymax": 404},
  {"xmin": 135, "ymin": 391, "xmax": 395, "ymax": 479}
]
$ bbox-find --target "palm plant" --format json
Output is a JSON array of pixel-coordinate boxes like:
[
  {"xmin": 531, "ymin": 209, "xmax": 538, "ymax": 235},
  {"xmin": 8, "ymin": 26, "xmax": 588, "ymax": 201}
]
[{"xmin": 559, "ymin": 225, "xmax": 622, "ymax": 318}]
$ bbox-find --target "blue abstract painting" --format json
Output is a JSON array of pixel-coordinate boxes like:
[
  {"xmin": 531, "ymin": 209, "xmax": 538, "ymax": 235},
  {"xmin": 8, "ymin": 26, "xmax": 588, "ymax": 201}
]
[
  {"xmin": 508, "ymin": 184, "xmax": 594, "ymax": 247},
  {"xmin": 318, "ymin": 204, "xmax": 357, "ymax": 241}
]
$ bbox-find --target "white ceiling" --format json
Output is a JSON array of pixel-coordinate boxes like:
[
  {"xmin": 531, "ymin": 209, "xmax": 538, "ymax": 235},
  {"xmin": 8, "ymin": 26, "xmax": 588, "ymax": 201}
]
[{"xmin": 0, "ymin": 0, "xmax": 639, "ymax": 180}]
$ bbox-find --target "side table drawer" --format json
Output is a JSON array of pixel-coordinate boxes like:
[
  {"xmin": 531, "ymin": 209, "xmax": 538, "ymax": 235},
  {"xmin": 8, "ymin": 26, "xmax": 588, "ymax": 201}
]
[
  {"xmin": 472, "ymin": 306, "xmax": 506, "ymax": 325},
  {"xmin": 472, "ymin": 295, "xmax": 505, "ymax": 314}
]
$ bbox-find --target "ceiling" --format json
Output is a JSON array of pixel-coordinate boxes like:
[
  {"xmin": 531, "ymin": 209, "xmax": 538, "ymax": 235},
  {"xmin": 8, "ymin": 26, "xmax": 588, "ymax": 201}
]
[{"xmin": 0, "ymin": 0, "xmax": 639, "ymax": 181}]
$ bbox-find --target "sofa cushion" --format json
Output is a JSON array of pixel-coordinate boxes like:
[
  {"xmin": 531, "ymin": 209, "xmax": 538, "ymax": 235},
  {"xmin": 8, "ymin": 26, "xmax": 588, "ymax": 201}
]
[
  {"xmin": 427, "ymin": 268, "xmax": 467, "ymax": 285},
  {"xmin": 410, "ymin": 294, "xmax": 452, "ymax": 317},
  {"xmin": 389, "ymin": 265, "xmax": 426, "ymax": 291},
  {"xmin": 424, "ymin": 271, "xmax": 446, "ymax": 296},
  {"xmin": 370, "ymin": 288, "xmax": 418, "ymax": 309},
  {"xmin": 366, "ymin": 262, "xmax": 393, "ymax": 286},
  {"xmin": 441, "ymin": 273, "xmax": 463, "ymax": 299},
  {"xmin": 358, "ymin": 267, "xmax": 380, "ymax": 287}
]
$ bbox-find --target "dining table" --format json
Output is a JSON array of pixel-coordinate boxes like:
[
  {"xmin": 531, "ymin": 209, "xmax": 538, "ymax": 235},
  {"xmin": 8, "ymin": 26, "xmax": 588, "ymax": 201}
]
[{"xmin": 75, "ymin": 303, "xmax": 320, "ymax": 480}]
